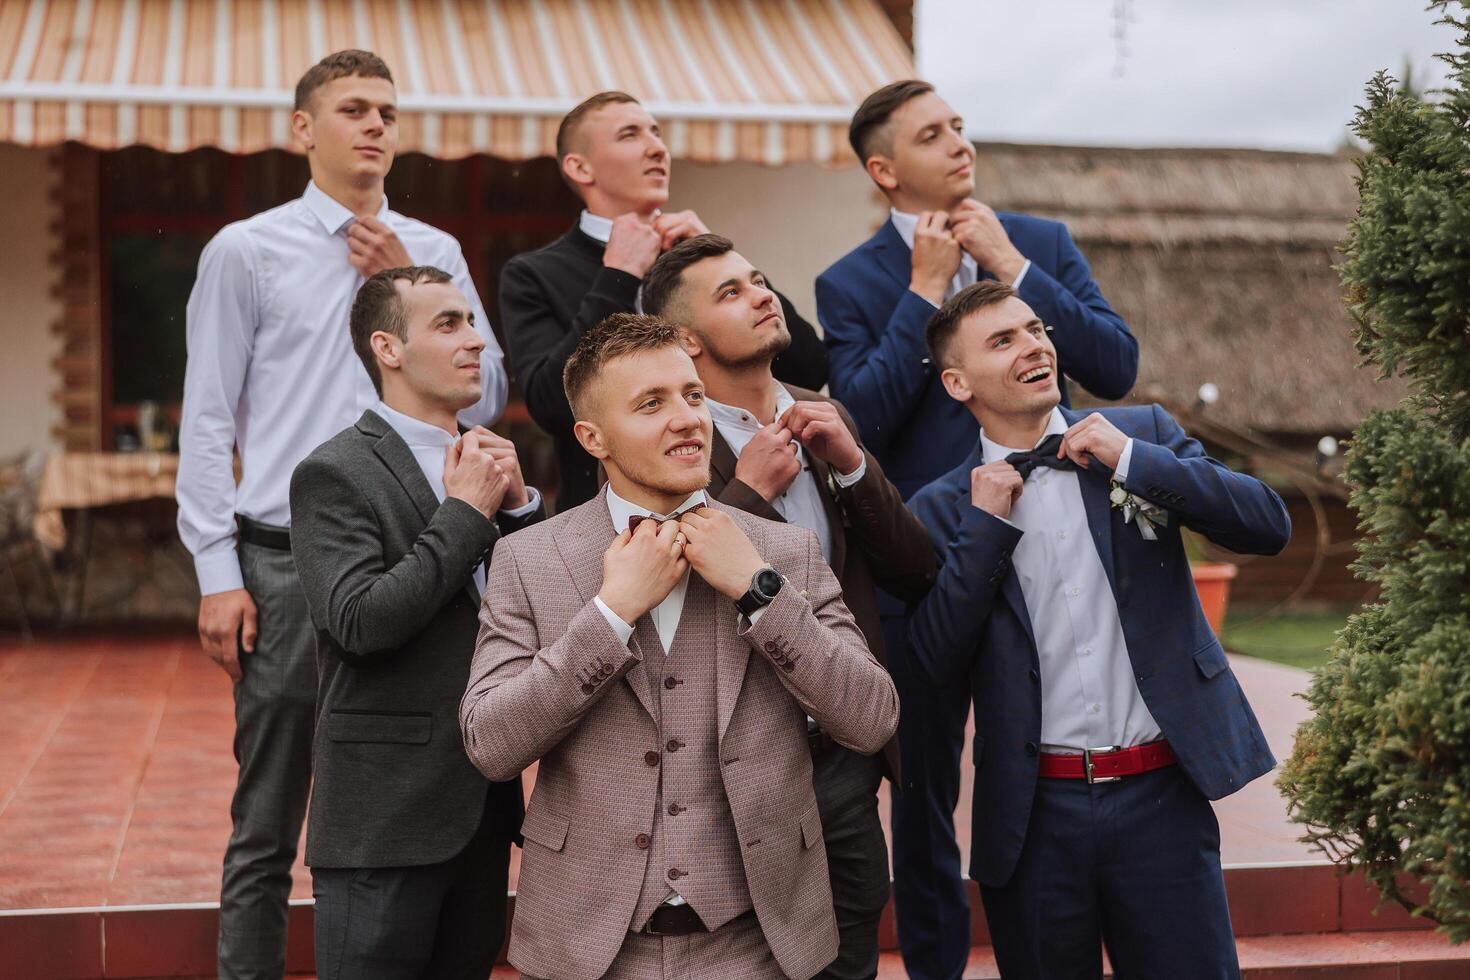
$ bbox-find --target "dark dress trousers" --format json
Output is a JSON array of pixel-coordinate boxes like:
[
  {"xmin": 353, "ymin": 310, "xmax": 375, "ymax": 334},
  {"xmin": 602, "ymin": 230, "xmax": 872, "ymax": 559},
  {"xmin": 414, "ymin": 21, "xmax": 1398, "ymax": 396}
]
[
  {"xmin": 289, "ymin": 409, "xmax": 544, "ymax": 979},
  {"xmin": 707, "ymin": 384, "xmax": 936, "ymax": 980},
  {"xmin": 500, "ymin": 224, "xmax": 829, "ymax": 510},
  {"xmin": 815, "ymin": 212, "xmax": 1140, "ymax": 980},
  {"xmin": 907, "ymin": 404, "xmax": 1290, "ymax": 978}
]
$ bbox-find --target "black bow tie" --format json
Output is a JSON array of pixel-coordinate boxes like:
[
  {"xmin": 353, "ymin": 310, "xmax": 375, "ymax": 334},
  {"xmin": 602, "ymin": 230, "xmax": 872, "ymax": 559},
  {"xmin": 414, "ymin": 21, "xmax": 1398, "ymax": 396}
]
[{"xmin": 1002, "ymin": 434, "xmax": 1080, "ymax": 479}]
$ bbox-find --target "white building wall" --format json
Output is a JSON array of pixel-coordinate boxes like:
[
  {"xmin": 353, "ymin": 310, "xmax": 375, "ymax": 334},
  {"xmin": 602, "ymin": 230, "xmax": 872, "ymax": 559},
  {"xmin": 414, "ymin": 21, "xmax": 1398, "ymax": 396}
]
[
  {"xmin": 672, "ymin": 161, "xmax": 888, "ymax": 329},
  {"xmin": 0, "ymin": 145, "xmax": 62, "ymax": 458}
]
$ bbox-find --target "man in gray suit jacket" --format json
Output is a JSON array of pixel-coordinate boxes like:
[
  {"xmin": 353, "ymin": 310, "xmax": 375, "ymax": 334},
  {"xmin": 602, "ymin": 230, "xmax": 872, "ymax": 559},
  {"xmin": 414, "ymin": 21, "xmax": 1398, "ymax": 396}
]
[{"xmin": 290, "ymin": 266, "xmax": 545, "ymax": 979}]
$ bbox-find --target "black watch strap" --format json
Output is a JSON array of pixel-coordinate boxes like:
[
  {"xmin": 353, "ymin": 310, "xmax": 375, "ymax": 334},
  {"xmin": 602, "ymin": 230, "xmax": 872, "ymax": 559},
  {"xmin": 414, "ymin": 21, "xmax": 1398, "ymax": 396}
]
[{"xmin": 734, "ymin": 566, "xmax": 782, "ymax": 618}]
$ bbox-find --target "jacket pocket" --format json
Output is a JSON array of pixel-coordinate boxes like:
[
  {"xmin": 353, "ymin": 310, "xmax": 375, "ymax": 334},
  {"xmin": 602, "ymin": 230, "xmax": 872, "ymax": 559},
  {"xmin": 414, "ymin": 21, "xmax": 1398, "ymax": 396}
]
[
  {"xmin": 1192, "ymin": 640, "xmax": 1230, "ymax": 680},
  {"xmin": 520, "ymin": 807, "xmax": 570, "ymax": 853},
  {"xmin": 799, "ymin": 803, "xmax": 823, "ymax": 850},
  {"xmin": 326, "ymin": 710, "xmax": 431, "ymax": 744}
]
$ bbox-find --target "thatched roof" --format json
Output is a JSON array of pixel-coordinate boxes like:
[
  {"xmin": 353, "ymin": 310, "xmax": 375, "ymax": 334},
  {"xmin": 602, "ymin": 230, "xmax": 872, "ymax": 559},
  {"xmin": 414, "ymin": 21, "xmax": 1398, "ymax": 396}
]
[{"xmin": 972, "ymin": 143, "xmax": 1405, "ymax": 436}]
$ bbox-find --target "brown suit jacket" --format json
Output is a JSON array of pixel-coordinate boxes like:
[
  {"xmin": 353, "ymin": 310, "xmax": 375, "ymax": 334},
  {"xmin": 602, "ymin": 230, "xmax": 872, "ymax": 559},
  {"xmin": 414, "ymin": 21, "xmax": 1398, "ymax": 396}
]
[
  {"xmin": 459, "ymin": 496, "xmax": 900, "ymax": 980},
  {"xmin": 709, "ymin": 384, "xmax": 938, "ymax": 783}
]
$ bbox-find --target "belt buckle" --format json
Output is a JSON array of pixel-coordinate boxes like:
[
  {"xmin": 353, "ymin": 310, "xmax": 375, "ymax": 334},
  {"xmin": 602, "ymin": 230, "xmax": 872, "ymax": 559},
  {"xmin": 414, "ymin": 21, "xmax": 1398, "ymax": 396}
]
[{"xmin": 1082, "ymin": 745, "xmax": 1122, "ymax": 784}]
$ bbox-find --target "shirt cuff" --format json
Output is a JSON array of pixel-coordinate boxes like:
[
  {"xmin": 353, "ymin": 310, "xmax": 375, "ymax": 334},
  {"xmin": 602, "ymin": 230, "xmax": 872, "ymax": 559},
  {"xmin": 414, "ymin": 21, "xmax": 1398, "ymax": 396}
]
[
  {"xmin": 594, "ymin": 596, "xmax": 635, "ymax": 646},
  {"xmin": 745, "ymin": 605, "xmax": 768, "ymax": 627},
  {"xmin": 833, "ymin": 457, "xmax": 867, "ymax": 488},
  {"xmin": 500, "ymin": 485, "xmax": 541, "ymax": 518},
  {"xmin": 195, "ymin": 548, "xmax": 245, "ymax": 597},
  {"xmin": 1012, "ymin": 259, "xmax": 1033, "ymax": 290},
  {"xmin": 1115, "ymin": 439, "xmax": 1135, "ymax": 482}
]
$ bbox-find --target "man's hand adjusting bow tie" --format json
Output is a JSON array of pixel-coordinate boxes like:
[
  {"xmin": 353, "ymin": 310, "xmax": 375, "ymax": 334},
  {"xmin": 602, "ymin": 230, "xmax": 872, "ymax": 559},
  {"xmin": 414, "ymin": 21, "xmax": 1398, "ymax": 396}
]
[{"xmin": 1004, "ymin": 434, "xmax": 1081, "ymax": 479}]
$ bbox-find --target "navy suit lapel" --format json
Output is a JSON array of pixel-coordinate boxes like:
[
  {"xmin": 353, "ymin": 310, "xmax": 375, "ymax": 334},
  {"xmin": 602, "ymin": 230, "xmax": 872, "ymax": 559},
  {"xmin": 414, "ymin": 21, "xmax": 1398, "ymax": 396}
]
[
  {"xmin": 966, "ymin": 438, "xmax": 1039, "ymax": 651},
  {"xmin": 870, "ymin": 219, "xmax": 911, "ymax": 292},
  {"xmin": 1062, "ymin": 409, "xmax": 1121, "ymax": 594}
]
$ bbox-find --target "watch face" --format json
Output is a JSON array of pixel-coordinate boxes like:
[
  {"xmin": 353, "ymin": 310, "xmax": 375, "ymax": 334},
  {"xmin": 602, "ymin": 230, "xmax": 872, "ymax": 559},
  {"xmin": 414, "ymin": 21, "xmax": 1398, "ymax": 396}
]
[{"xmin": 754, "ymin": 568, "xmax": 783, "ymax": 599}]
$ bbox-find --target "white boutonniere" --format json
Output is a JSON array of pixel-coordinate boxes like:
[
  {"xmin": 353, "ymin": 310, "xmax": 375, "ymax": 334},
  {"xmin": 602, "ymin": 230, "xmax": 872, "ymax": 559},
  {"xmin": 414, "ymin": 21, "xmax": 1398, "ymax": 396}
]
[{"xmin": 1109, "ymin": 480, "xmax": 1170, "ymax": 540}]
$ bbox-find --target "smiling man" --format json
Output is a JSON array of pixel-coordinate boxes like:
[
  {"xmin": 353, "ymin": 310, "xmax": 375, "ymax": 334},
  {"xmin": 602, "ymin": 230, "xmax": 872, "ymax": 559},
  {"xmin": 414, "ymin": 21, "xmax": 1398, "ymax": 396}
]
[
  {"xmin": 499, "ymin": 91, "xmax": 827, "ymax": 511},
  {"xmin": 460, "ymin": 313, "xmax": 898, "ymax": 980},
  {"xmin": 906, "ymin": 281, "xmax": 1289, "ymax": 979},
  {"xmin": 290, "ymin": 266, "xmax": 541, "ymax": 979},
  {"xmin": 643, "ymin": 235, "xmax": 937, "ymax": 980},
  {"xmin": 814, "ymin": 79, "xmax": 1141, "ymax": 980},
  {"xmin": 175, "ymin": 50, "xmax": 508, "ymax": 979}
]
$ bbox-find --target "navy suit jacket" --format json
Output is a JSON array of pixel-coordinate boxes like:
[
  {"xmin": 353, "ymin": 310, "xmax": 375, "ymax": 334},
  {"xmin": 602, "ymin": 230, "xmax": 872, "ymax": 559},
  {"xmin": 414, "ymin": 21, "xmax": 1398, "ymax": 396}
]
[
  {"xmin": 817, "ymin": 214, "xmax": 1139, "ymax": 499},
  {"xmin": 907, "ymin": 405, "xmax": 1290, "ymax": 888}
]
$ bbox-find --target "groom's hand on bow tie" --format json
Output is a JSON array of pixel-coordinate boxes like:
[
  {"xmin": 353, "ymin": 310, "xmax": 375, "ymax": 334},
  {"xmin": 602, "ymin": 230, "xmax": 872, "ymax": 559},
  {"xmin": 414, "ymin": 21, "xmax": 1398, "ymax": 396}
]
[
  {"xmin": 948, "ymin": 199, "xmax": 1027, "ymax": 284},
  {"xmin": 1058, "ymin": 413, "xmax": 1128, "ymax": 471},
  {"xmin": 678, "ymin": 509, "xmax": 766, "ymax": 600},
  {"xmin": 781, "ymin": 402, "xmax": 864, "ymax": 477},
  {"xmin": 971, "ymin": 461, "xmax": 1024, "ymax": 519},
  {"xmin": 603, "ymin": 214, "xmax": 662, "ymax": 278},
  {"xmin": 600, "ymin": 519, "xmax": 688, "ymax": 624}
]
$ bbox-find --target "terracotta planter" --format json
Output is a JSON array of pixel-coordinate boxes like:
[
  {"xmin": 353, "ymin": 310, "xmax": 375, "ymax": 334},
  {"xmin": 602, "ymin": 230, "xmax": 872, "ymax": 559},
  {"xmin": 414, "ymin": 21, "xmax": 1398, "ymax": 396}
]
[{"xmin": 1192, "ymin": 562, "xmax": 1238, "ymax": 633}]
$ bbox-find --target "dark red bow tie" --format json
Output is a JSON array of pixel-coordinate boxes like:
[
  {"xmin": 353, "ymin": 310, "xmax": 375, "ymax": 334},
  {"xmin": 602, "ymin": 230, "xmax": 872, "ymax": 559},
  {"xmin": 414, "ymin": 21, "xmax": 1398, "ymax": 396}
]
[{"xmin": 627, "ymin": 505, "xmax": 704, "ymax": 531}]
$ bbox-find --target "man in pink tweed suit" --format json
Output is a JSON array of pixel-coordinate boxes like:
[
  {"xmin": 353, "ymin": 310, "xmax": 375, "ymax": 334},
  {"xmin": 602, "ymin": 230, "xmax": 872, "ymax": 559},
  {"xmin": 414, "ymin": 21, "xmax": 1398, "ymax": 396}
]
[{"xmin": 460, "ymin": 313, "xmax": 900, "ymax": 979}]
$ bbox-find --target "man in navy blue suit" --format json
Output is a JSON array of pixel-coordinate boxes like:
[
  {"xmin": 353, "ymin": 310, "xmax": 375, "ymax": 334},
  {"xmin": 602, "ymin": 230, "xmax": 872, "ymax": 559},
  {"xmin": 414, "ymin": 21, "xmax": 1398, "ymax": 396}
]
[
  {"xmin": 816, "ymin": 79, "xmax": 1142, "ymax": 979},
  {"xmin": 907, "ymin": 280, "xmax": 1290, "ymax": 979}
]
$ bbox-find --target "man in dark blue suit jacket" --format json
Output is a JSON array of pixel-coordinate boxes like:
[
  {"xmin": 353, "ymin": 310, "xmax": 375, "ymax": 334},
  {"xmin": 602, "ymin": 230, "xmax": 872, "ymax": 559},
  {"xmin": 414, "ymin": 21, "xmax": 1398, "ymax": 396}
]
[
  {"xmin": 816, "ymin": 79, "xmax": 1141, "ymax": 980},
  {"xmin": 907, "ymin": 280, "xmax": 1289, "ymax": 979}
]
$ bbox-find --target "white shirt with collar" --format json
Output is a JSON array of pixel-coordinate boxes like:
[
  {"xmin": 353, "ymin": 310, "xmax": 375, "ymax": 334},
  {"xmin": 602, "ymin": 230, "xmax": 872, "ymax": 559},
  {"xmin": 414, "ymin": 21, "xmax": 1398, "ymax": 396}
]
[
  {"xmin": 704, "ymin": 385, "xmax": 866, "ymax": 565},
  {"xmin": 578, "ymin": 209, "xmax": 615, "ymax": 243},
  {"xmin": 980, "ymin": 408, "xmax": 1160, "ymax": 751},
  {"xmin": 177, "ymin": 180, "xmax": 509, "ymax": 596},
  {"xmin": 594, "ymin": 486, "xmax": 709, "ymax": 654},
  {"xmin": 372, "ymin": 402, "xmax": 541, "ymax": 597},
  {"xmin": 889, "ymin": 207, "xmax": 1032, "ymax": 307}
]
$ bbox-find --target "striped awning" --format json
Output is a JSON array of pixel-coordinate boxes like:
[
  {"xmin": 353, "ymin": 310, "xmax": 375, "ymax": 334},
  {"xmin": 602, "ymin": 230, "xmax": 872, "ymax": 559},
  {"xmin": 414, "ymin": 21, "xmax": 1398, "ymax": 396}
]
[{"xmin": 0, "ymin": 0, "xmax": 914, "ymax": 164}]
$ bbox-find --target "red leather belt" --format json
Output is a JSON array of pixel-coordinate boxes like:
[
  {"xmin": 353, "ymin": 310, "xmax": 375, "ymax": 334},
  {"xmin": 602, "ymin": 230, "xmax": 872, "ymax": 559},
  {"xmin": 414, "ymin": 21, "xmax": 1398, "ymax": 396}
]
[{"xmin": 1038, "ymin": 740, "xmax": 1176, "ymax": 783}]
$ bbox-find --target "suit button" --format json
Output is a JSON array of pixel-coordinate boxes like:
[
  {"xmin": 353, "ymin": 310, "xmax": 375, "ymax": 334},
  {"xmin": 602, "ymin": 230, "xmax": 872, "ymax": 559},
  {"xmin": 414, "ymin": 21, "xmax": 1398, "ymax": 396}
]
[
  {"xmin": 1028, "ymin": 669, "xmax": 1039, "ymax": 683},
  {"xmin": 599, "ymin": 664, "xmax": 613, "ymax": 677},
  {"xmin": 782, "ymin": 661, "xmax": 796, "ymax": 673},
  {"xmin": 667, "ymin": 867, "xmax": 684, "ymax": 880},
  {"xmin": 635, "ymin": 834, "xmax": 650, "ymax": 849},
  {"xmin": 644, "ymin": 751, "xmax": 660, "ymax": 766},
  {"xmin": 581, "ymin": 683, "xmax": 595, "ymax": 695},
  {"xmin": 1025, "ymin": 742, "xmax": 1038, "ymax": 756},
  {"xmin": 763, "ymin": 641, "xmax": 777, "ymax": 653},
  {"xmin": 668, "ymin": 803, "xmax": 684, "ymax": 816},
  {"xmin": 666, "ymin": 739, "xmax": 684, "ymax": 752},
  {"xmin": 664, "ymin": 676, "xmax": 679, "ymax": 690}
]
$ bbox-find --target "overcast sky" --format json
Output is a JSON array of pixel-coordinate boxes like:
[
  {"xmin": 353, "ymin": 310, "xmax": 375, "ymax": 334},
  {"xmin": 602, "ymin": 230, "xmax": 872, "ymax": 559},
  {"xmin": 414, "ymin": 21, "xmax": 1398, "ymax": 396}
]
[{"xmin": 915, "ymin": 0, "xmax": 1459, "ymax": 151}]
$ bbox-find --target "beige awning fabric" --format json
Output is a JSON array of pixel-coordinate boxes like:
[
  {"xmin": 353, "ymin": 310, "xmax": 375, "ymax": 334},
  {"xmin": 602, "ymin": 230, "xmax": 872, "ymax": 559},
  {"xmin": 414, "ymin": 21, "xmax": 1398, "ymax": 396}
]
[{"xmin": 0, "ymin": 0, "xmax": 913, "ymax": 164}]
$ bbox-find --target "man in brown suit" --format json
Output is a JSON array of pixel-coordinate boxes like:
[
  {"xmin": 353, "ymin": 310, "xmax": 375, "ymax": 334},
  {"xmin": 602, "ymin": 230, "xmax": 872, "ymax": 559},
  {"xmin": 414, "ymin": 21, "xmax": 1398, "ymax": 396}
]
[
  {"xmin": 641, "ymin": 234, "xmax": 936, "ymax": 980},
  {"xmin": 459, "ymin": 314, "xmax": 900, "ymax": 980}
]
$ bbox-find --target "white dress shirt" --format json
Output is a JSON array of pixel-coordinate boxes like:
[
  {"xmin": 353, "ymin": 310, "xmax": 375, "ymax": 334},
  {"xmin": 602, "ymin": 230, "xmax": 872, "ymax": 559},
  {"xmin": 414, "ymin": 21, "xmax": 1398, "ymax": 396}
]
[
  {"xmin": 705, "ymin": 385, "xmax": 865, "ymax": 564},
  {"xmin": 371, "ymin": 403, "xmax": 541, "ymax": 597},
  {"xmin": 177, "ymin": 181, "xmax": 509, "ymax": 596},
  {"xmin": 981, "ymin": 409, "xmax": 1160, "ymax": 751},
  {"xmin": 579, "ymin": 209, "xmax": 615, "ymax": 243},
  {"xmin": 889, "ymin": 208, "xmax": 1031, "ymax": 307}
]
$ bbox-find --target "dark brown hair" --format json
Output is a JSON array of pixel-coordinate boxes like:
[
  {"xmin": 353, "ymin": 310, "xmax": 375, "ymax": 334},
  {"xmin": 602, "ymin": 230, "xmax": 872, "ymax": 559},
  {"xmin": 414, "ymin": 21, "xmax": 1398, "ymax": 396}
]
[
  {"xmin": 294, "ymin": 50, "xmax": 394, "ymax": 112},
  {"xmin": 849, "ymin": 78, "xmax": 934, "ymax": 162},
  {"xmin": 350, "ymin": 266, "xmax": 452, "ymax": 396},
  {"xmin": 556, "ymin": 90, "xmax": 641, "ymax": 161},
  {"xmin": 926, "ymin": 280, "xmax": 1018, "ymax": 368},
  {"xmin": 563, "ymin": 313, "xmax": 683, "ymax": 419},
  {"xmin": 641, "ymin": 234, "xmax": 735, "ymax": 320}
]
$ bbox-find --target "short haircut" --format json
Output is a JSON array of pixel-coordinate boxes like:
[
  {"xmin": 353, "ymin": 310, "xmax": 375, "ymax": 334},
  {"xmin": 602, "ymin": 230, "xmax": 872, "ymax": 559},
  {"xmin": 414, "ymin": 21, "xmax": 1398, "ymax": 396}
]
[
  {"xmin": 563, "ymin": 312, "xmax": 683, "ymax": 419},
  {"xmin": 641, "ymin": 234, "xmax": 735, "ymax": 321},
  {"xmin": 926, "ymin": 280, "xmax": 1018, "ymax": 368},
  {"xmin": 557, "ymin": 90, "xmax": 641, "ymax": 162},
  {"xmin": 350, "ymin": 266, "xmax": 452, "ymax": 396},
  {"xmin": 849, "ymin": 78, "xmax": 935, "ymax": 162},
  {"xmin": 294, "ymin": 50, "xmax": 394, "ymax": 112}
]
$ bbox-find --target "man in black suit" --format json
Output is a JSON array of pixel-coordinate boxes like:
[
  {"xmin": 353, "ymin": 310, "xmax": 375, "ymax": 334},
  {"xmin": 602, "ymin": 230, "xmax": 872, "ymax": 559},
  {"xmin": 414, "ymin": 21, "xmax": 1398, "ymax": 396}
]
[
  {"xmin": 499, "ymin": 90, "xmax": 827, "ymax": 511},
  {"xmin": 290, "ymin": 266, "xmax": 545, "ymax": 979},
  {"xmin": 642, "ymin": 235, "xmax": 937, "ymax": 980}
]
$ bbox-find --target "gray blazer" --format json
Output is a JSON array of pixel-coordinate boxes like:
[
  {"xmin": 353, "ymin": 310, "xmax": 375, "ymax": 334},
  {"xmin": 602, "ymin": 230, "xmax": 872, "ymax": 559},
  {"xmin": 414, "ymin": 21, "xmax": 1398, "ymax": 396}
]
[{"xmin": 290, "ymin": 409, "xmax": 543, "ymax": 868}]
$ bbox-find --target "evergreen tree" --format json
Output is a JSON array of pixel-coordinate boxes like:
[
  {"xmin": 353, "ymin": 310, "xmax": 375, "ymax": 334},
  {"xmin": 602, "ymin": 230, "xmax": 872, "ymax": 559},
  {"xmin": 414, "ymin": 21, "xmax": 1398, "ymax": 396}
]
[{"xmin": 1278, "ymin": 0, "xmax": 1470, "ymax": 940}]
